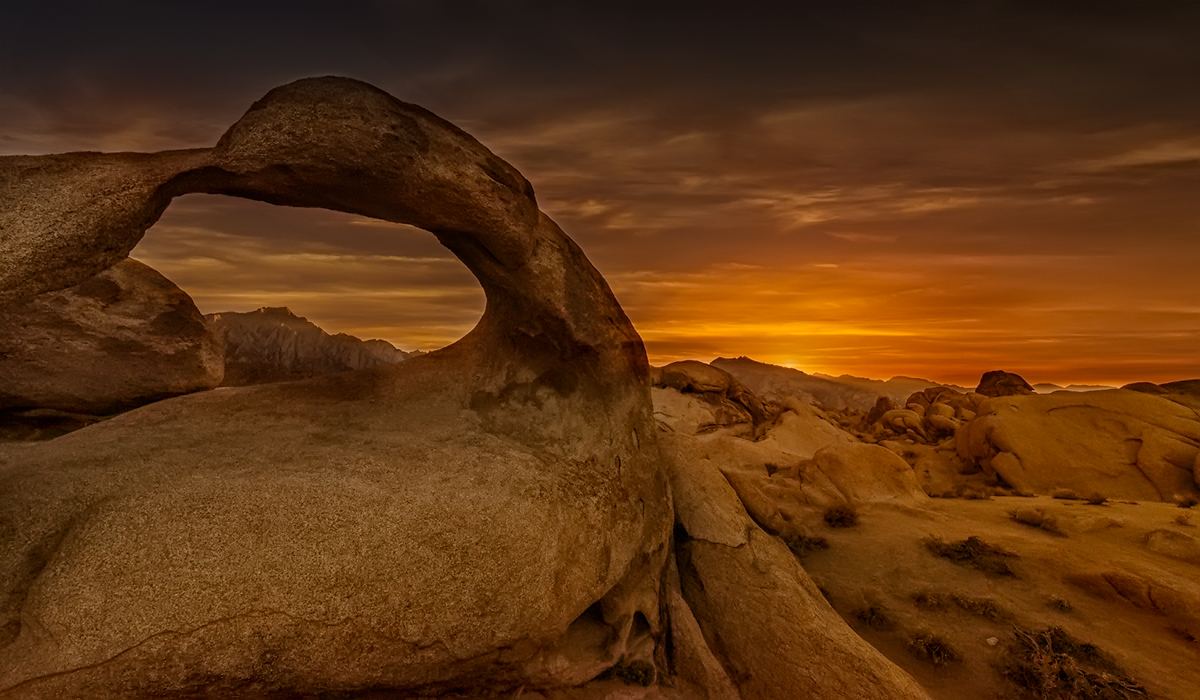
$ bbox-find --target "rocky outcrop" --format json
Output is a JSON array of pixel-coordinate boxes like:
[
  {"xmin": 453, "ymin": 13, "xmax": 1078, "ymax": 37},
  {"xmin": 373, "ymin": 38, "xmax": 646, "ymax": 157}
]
[
  {"xmin": 0, "ymin": 258, "xmax": 223, "ymax": 416},
  {"xmin": 975, "ymin": 370, "xmax": 1035, "ymax": 398},
  {"xmin": 960, "ymin": 389, "xmax": 1200, "ymax": 500},
  {"xmin": 858, "ymin": 385, "xmax": 985, "ymax": 447},
  {"xmin": 205, "ymin": 306, "xmax": 416, "ymax": 386},
  {"xmin": 0, "ymin": 77, "xmax": 672, "ymax": 697},
  {"xmin": 651, "ymin": 361, "xmax": 775, "ymax": 438},
  {"xmin": 665, "ymin": 441, "xmax": 931, "ymax": 700},
  {"xmin": 653, "ymin": 376, "xmax": 925, "ymax": 527}
]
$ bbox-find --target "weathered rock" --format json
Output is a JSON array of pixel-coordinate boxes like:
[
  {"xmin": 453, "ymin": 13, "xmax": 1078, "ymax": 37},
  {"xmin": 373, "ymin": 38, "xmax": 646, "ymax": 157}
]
[
  {"xmin": 879, "ymin": 408, "xmax": 927, "ymax": 441},
  {"xmin": 975, "ymin": 370, "xmax": 1035, "ymax": 398},
  {"xmin": 652, "ymin": 362, "xmax": 772, "ymax": 432},
  {"xmin": 864, "ymin": 387, "xmax": 983, "ymax": 445},
  {"xmin": 664, "ymin": 446, "xmax": 931, "ymax": 700},
  {"xmin": 1144, "ymin": 529, "xmax": 1200, "ymax": 565},
  {"xmin": 862, "ymin": 396, "xmax": 896, "ymax": 427},
  {"xmin": 0, "ymin": 77, "xmax": 671, "ymax": 697},
  {"xmin": 206, "ymin": 306, "xmax": 416, "ymax": 386},
  {"xmin": 1065, "ymin": 568, "xmax": 1200, "ymax": 640},
  {"xmin": 0, "ymin": 258, "xmax": 223, "ymax": 416},
  {"xmin": 962, "ymin": 390, "xmax": 1200, "ymax": 500}
]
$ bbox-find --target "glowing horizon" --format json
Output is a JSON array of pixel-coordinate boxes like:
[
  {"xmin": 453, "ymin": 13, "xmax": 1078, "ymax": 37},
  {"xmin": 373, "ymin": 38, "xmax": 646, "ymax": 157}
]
[{"xmin": 8, "ymin": 4, "xmax": 1199, "ymax": 389}]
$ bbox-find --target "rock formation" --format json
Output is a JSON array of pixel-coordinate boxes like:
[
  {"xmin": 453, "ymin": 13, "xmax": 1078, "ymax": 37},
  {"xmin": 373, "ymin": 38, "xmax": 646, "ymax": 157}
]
[
  {"xmin": 0, "ymin": 77, "xmax": 929, "ymax": 699},
  {"xmin": 975, "ymin": 370, "xmax": 1035, "ymax": 398},
  {"xmin": 206, "ymin": 306, "xmax": 416, "ymax": 386},
  {"xmin": 960, "ymin": 389, "xmax": 1200, "ymax": 500},
  {"xmin": 650, "ymin": 360, "xmax": 775, "ymax": 438},
  {"xmin": 0, "ymin": 77, "xmax": 672, "ymax": 698},
  {"xmin": 0, "ymin": 258, "xmax": 223, "ymax": 416}
]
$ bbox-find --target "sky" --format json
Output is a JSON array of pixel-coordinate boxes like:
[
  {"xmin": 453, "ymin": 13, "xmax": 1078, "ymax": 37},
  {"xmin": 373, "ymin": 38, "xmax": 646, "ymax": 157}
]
[{"xmin": 2, "ymin": 1, "xmax": 1198, "ymax": 386}]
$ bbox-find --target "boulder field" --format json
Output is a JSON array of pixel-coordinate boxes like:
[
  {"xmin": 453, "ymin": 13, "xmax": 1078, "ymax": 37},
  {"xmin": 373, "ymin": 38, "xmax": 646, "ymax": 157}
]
[{"xmin": 0, "ymin": 78, "xmax": 929, "ymax": 699}]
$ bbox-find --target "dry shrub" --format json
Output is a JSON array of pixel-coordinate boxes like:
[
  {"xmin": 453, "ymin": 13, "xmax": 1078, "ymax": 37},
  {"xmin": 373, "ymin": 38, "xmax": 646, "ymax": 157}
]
[
  {"xmin": 910, "ymin": 590, "xmax": 1009, "ymax": 620},
  {"xmin": 1083, "ymin": 493, "xmax": 1108, "ymax": 506},
  {"xmin": 598, "ymin": 660, "xmax": 656, "ymax": 687},
  {"xmin": 1048, "ymin": 596, "xmax": 1074, "ymax": 612},
  {"xmin": 1001, "ymin": 626, "xmax": 1147, "ymax": 699},
  {"xmin": 923, "ymin": 535, "xmax": 1019, "ymax": 577},
  {"xmin": 823, "ymin": 503, "xmax": 859, "ymax": 528},
  {"xmin": 854, "ymin": 604, "xmax": 893, "ymax": 630},
  {"xmin": 911, "ymin": 590, "xmax": 950, "ymax": 611},
  {"xmin": 783, "ymin": 532, "xmax": 829, "ymax": 557},
  {"xmin": 1174, "ymin": 493, "xmax": 1199, "ymax": 509},
  {"xmin": 907, "ymin": 631, "xmax": 960, "ymax": 667},
  {"xmin": 958, "ymin": 486, "xmax": 995, "ymax": 500},
  {"xmin": 1009, "ymin": 507, "xmax": 1066, "ymax": 536},
  {"xmin": 952, "ymin": 595, "xmax": 1009, "ymax": 621},
  {"xmin": 1052, "ymin": 488, "xmax": 1082, "ymax": 501}
]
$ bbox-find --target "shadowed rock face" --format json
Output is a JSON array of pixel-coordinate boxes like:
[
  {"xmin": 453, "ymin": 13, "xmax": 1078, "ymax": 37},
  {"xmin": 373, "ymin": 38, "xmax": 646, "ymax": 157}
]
[
  {"xmin": 0, "ymin": 77, "xmax": 670, "ymax": 697},
  {"xmin": 0, "ymin": 258, "xmax": 223, "ymax": 416},
  {"xmin": 975, "ymin": 370, "xmax": 1035, "ymax": 398},
  {"xmin": 206, "ymin": 306, "xmax": 417, "ymax": 386}
]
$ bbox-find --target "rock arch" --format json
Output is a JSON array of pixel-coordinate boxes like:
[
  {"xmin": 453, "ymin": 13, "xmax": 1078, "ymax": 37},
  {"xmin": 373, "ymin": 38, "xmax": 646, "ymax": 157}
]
[
  {"xmin": 0, "ymin": 77, "xmax": 671, "ymax": 696},
  {"xmin": 0, "ymin": 77, "xmax": 934, "ymax": 700}
]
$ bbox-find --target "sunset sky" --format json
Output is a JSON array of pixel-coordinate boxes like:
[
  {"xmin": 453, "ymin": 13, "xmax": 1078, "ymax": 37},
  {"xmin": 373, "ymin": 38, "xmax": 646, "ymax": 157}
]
[{"xmin": 2, "ymin": 2, "xmax": 1197, "ymax": 386}]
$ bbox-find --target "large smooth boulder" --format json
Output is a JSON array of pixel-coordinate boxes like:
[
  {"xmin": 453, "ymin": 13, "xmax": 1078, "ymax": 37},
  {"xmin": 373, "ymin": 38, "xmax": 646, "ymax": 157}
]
[
  {"xmin": 807, "ymin": 442, "xmax": 926, "ymax": 505},
  {"xmin": 0, "ymin": 77, "xmax": 671, "ymax": 697},
  {"xmin": 962, "ymin": 389, "xmax": 1200, "ymax": 500},
  {"xmin": 0, "ymin": 258, "xmax": 223, "ymax": 415}
]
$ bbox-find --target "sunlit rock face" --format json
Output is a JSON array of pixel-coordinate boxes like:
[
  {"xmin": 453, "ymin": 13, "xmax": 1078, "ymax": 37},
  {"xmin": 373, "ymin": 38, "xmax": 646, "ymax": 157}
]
[
  {"xmin": 962, "ymin": 389, "xmax": 1200, "ymax": 501},
  {"xmin": 0, "ymin": 257, "xmax": 223, "ymax": 415},
  {"xmin": 0, "ymin": 77, "xmax": 671, "ymax": 697}
]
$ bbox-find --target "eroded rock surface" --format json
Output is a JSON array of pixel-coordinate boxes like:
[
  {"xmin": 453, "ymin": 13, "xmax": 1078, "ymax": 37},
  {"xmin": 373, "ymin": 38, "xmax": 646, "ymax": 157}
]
[
  {"xmin": 0, "ymin": 258, "xmax": 223, "ymax": 416},
  {"xmin": 0, "ymin": 77, "xmax": 671, "ymax": 698}
]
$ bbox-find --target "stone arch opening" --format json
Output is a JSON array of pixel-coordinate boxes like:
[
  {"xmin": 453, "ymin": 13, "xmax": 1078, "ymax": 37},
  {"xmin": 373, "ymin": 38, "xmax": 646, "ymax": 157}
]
[{"xmin": 131, "ymin": 192, "xmax": 487, "ymax": 354}]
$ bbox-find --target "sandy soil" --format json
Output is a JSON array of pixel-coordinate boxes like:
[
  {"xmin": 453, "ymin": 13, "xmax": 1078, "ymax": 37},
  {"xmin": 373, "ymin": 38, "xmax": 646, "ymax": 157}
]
[{"xmin": 796, "ymin": 495, "xmax": 1200, "ymax": 699}]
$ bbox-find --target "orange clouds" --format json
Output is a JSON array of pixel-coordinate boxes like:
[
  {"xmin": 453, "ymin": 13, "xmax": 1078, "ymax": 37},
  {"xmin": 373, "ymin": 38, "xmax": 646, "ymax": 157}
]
[{"xmin": 9, "ymin": 5, "xmax": 1196, "ymax": 387}]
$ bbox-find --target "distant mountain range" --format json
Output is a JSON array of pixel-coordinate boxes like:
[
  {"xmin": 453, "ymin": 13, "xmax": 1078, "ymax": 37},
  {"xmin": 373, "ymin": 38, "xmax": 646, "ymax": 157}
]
[
  {"xmin": 710, "ymin": 356, "xmax": 958, "ymax": 412},
  {"xmin": 205, "ymin": 307, "xmax": 419, "ymax": 386},
  {"xmin": 1032, "ymin": 382, "xmax": 1115, "ymax": 394},
  {"xmin": 708, "ymin": 356, "xmax": 1117, "ymax": 412}
]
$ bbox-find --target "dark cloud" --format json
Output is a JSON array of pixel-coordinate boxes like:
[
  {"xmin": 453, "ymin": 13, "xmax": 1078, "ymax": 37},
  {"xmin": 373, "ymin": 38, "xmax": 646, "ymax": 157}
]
[{"xmin": 3, "ymin": 1, "xmax": 1198, "ymax": 382}]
